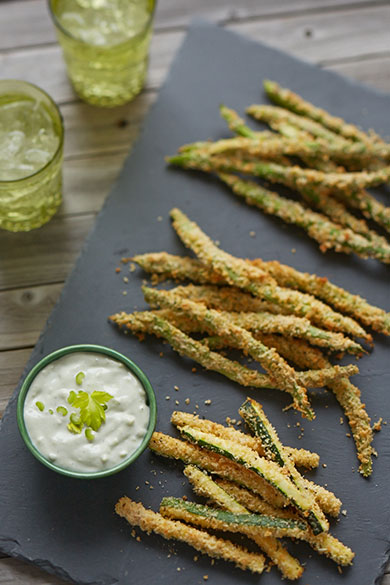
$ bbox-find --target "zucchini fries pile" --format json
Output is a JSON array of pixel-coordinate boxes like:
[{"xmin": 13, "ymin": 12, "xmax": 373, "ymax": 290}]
[
  {"xmin": 116, "ymin": 401, "xmax": 354, "ymax": 580},
  {"xmin": 167, "ymin": 80, "xmax": 390, "ymax": 264},
  {"xmin": 110, "ymin": 208, "xmax": 388, "ymax": 476}
]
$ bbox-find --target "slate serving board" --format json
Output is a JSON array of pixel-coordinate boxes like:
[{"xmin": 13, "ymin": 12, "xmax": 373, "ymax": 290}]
[{"xmin": 1, "ymin": 20, "xmax": 390, "ymax": 585}]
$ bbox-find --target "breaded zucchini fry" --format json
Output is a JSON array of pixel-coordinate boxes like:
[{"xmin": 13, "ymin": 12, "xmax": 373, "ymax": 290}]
[
  {"xmin": 184, "ymin": 465, "xmax": 304, "ymax": 580},
  {"xmin": 171, "ymin": 410, "xmax": 319, "ymax": 469},
  {"xmin": 160, "ymin": 497, "xmax": 308, "ymax": 539},
  {"xmin": 116, "ymin": 497, "xmax": 266, "ymax": 573},
  {"xmin": 178, "ymin": 425, "xmax": 328, "ymax": 534},
  {"xmin": 218, "ymin": 481, "xmax": 353, "ymax": 566},
  {"xmin": 149, "ymin": 432, "xmax": 286, "ymax": 508}
]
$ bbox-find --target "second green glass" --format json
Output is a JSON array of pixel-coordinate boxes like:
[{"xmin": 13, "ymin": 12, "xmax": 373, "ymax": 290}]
[{"xmin": 49, "ymin": 0, "xmax": 156, "ymax": 107}]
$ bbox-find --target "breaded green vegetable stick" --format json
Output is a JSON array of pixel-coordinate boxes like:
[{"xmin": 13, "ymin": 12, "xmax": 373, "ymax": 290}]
[
  {"xmin": 219, "ymin": 104, "xmax": 263, "ymax": 138},
  {"xmin": 248, "ymin": 104, "xmax": 355, "ymax": 147},
  {"xmin": 116, "ymin": 497, "xmax": 266, "ymax": 574},
  {"xmin": 171, "ymin": 411, "xmax": 319, "ymax": 469},
  {"xmin": 150, "ymin": 306, "xmax": 363, "ymax": 355},
  {"xmin": 160, "ymin": 497, "xmax": 309, "ymax": 539},
  {"xmin": 184, "ymin": 133, "xmax": 387, "ymax": 164},
  {"xmin": 184, "ymin": 466, "xmax": 303, "ymax": 580},
  {"xmin": 252, "ymin": 258, "xmax": 390, "ymax": 336},
  {"xmin": 176, "ymin": 413, "xmax": 339, "ymax": 516},
  {"xmin": 239, "ymin": 398, "xmax": 329, "ymax": 529},
  {"xmin": 263, "ymin": 79, "xmax": 384, "ymax": 147},
  {"xmin": 170, "ymin": 148, "xmax": 390, "ymax": 199},
  {"xmin": 178, "ymin": 425, "xmax": 328, "ymax": 534},
  {"xmin": 280, "ymin": 338, "xmax": 374, "ymax": 477},
  {"xmin": 110, "ymin": 311, "xmax": 359, "ymax": 391},
  {"xmin": 150, "ymin": 432, "xmax": 286, "ymax": 507},
  {"xmin": 218, "ymin": 481, "xmax": 354, "ymax": 566},
  {"xmin": 335, "ymin": 188, "xmax": 390, "ymax": 235},
  {"xmin": 219, "ymin": 173, "xmax": 390, "ymax": 264},
  {"xmin": 143, "ymin": 286, "xmax": 314, "ymax": 419},
  {"xmin": 170, "ymin": 207, "xmax": 381, "ymax": 331},
  {"xmin": 129, "ymin": 256, "xmax": 368, "ymax": 339},
  {"xmin": 168, "ymin": 153, "xmax": 390, "ymax": 262}
]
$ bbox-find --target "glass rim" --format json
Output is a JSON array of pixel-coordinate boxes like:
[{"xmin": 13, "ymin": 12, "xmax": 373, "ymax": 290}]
[
  {"xmin": 0, "ymin": 79, "xmax": 64, "ymax": 185},
  {"xmin": 48, "ymin": 0, "xmax": 156, "ymax": 48},
  {"xmin": 17, "ymin": 344, "xmax": 157, "ymax": 479}
]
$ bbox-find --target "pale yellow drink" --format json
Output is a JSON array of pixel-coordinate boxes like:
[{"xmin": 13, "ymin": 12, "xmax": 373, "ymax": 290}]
[
  {"xmin": 0, "ymin": 81, "xmax": 63, "ymax": 232},
  {"xmin": 49, "ymin": 0, "xmax": 156, "ymax": 107}
]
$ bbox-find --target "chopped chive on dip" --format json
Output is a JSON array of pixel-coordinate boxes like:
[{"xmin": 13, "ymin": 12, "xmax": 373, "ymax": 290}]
[
  {"xmin": 49, "ymin": 409, "xmax": 54, "ymax": 415},
  {"xmin": 75, "ymin": 371, "xmax": 85, "ymax": 385},
  {"xmin": 35, "ymin": 401, "xmax": 45, "ymax": 412}
]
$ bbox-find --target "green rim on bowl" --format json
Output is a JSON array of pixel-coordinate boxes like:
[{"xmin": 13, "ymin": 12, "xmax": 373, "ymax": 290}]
[{"xmin": 17, "ymin": 344, "xmax": 157, "ymax": 479}]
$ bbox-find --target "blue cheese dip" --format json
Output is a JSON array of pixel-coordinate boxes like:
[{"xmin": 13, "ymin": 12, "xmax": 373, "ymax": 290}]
[{"xmin": 23, "ymin": 352, "xmax": 150, "ymax": 472}]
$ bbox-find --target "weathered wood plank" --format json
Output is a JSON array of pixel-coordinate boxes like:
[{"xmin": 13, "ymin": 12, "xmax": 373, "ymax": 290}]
[
  {"xmin": 0, "ymin": 0, "xmax": 386, "ymax": 52},
  {"xmin": 0, "ymin": 348, "xmax": 31, "ymax": 414},
  {"xmin": 0, "ymin": 214, "xmax": 95, "ymax": 291},
  {"xmin": 325, "ymin": 54, "xmax": 390, "ymax": 95},
  {"xmin": 61, "ymin": 91, "xmax": 156, "ymax": 159},
  {"xmin": 1, "ymin": 4, "xmax": 390, "ymax": 106},
  {"xmin": 0, "ymin": 284, "xmax": 62, "ymax": 351}
]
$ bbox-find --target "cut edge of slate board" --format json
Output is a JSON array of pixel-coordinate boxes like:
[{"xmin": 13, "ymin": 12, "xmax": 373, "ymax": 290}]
[{"xmin": 1, "ymin": 18, "xmax": 390, "ymax": 585}]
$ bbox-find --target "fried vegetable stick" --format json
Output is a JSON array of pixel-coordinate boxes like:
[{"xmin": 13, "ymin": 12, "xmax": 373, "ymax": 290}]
[
  {"xmin": 175, "ymin": 412, "xmax": 337, "ymax": 515},
  {"xmin": 116, "ymin": 497, "xmax": 266, "ymax": 574},
  {"xmin": 178, "ymin": 425, "xmax": 328, "ymax": 533},
  {"xmin": 239, "ymin": 398, "xmax": 330, "ymax": 529},
  {"xmin": 252, "ymin": 258, "xmax": 390, "ymax": 336},
  {"xmin": 219, "ymin": 173, "xmax": 390, "ymax": 264},
  {"xmin": 170, "ymin": 207, "xmax": 377, "ymax": 332},
  {"xmin": 263, "ymin": 79, "xmax": 384, "ymax": 147},
  {"xmin": 128, "ymin": 257, "xmax": 368, "ymax": 339},
  {"xmin": 280, "ymin": 338, "xmax": 374, "ymax": 477},
  {"xmin": 110, "ymin": 311, "xmax": 359, "ymax": 391},
  {"xmin": 184, "ymin": 466, "xmax": 304, "ymax": 580},
  {"xmin": 149, "ymin": 306, "xmax": 363, "ymax": 355},
  {"xmin": 143, "ymin": 286, "xmax": 314, "ymax": 419},
  {"xmin": 219, "ymin": 104, "xmax": 264, "ymax": 139},
  {"xmin": 248, "ymin": 104, "xmax": 359, "ymax": 148},
  {"xmin": 160, "ymin": 497, "xmax": 309, "ymax": 539},
  {"xmin": 218, "ymin": 481, "xmax": 354, "ymax": 566},
  {"xmin": 183, "ymin": 133, "xmax": 386, "ymax": 166},
  {"xmin": 149, "ymin": 432, "xmax": 286, "ymax": 507},
  {"xmin": 171, "ymin": 410, "xmax": 319, "ymax": 469},
  {"xmin": 334, "ymin": 188, "xmax": 390, "ymax": 235}
]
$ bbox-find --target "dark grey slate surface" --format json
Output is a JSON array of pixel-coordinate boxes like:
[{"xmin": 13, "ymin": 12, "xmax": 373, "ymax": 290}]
[{"xmin": 1, "ymin": 20, "xmax": 390, "ymax": 585}]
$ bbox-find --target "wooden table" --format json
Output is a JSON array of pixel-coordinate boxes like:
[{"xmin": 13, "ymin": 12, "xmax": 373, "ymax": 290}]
[{"xmin": 1, "ymin": 1, "xmax": 389, "ymax": 582}]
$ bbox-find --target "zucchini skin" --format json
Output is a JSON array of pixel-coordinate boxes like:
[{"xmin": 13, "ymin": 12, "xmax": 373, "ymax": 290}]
[
  {"xmin": 161, "ymin": 497, "xmax": 308, "ymax": 534},
  {"xmin": 240, "ymin": 398, "xmax": 329, "ymax": 535},
  {"xmin": 179, "ymin": 425, "xmax": 327, "ymax": 535}
]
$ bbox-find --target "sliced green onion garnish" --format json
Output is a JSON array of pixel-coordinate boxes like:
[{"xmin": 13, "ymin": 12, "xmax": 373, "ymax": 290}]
[
  {"xmin": 35, "ymin": 401, "xmax": 45, "ymax": 412},
  {"xmin": 85, "ymin": 428, "xmax": 94, "ymax": 442},
  {"xmin": 67, "ymin": 390, "xmax": 76, "ymax": 405},
  {"xmin": 56, "ymin": 406, "xmax": 68, "ymax": 417},
  {"xmin": 49, "ymin": 409, "xmax": 54, "ymax": 415},
  {"xmin": 75, "ymin": 371, "xmax": 85, "ymax": 386}
]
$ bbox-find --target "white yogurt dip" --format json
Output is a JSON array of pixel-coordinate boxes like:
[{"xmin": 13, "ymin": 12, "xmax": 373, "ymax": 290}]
[{"xmin": 23, "ymin": 352, "xmax": 150, "ymax": 472}]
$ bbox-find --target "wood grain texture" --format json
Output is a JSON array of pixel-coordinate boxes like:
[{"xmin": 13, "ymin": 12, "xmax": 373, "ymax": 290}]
[{"xmin": 0, "ymin": 0, "xmax": 387, "ymax": 51}]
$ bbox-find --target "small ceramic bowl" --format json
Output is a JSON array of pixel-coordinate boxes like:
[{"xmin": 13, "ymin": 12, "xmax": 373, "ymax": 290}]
[{"xmin": 17, "ymin": 344, "xmax": 157, "ymax": 479}]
